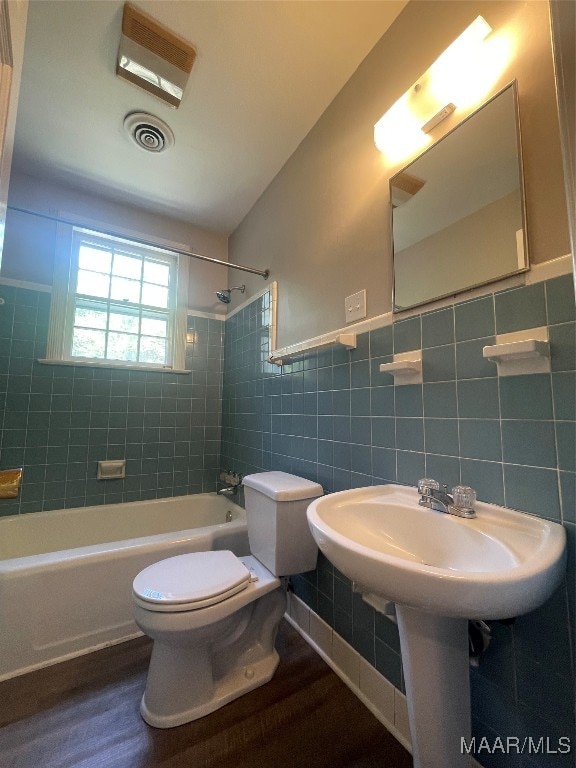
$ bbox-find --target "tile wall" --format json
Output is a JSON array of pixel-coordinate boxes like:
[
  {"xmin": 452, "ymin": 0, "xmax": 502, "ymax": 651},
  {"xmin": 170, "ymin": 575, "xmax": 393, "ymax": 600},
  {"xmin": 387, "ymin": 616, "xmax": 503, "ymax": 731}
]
[
  {"xmin": 0, "ymin": 284, "xmax": 224, "ymax": 514},
  {"xmin": 221, "ymin": 275, "xmax": 575, "ymax": 768}
]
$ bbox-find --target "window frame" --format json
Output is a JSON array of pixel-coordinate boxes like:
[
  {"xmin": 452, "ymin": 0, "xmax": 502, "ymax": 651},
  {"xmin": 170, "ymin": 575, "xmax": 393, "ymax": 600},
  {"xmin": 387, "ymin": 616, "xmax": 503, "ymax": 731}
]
[{"xmin": 44, "ymin": 222, "xmax": 190, "ymax": 373}]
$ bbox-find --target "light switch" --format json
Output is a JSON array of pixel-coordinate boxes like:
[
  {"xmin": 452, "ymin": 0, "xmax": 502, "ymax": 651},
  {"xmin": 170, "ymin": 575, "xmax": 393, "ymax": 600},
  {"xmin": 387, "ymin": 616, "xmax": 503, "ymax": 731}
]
[{"xmin": 345, "ymin": 289, "xmax": 366, "ymax": 323}]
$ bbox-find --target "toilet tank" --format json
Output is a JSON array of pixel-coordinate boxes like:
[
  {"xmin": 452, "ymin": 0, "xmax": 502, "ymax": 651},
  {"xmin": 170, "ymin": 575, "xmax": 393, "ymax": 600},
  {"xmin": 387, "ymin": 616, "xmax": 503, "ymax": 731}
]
[{"xmin": 242, "ymin": 471, "xmax": 323, "ymax": 576}]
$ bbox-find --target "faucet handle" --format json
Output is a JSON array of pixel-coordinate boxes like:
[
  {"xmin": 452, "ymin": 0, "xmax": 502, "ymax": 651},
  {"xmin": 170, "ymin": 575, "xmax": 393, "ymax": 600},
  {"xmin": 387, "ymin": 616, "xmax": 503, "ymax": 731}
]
[
  {"xmin": 452, "ymin": 485, "xmax": 477, "ymax": 510},
  {"xmin": 417, "ymin": 478, "xmax": 440, "ymax": 495}
]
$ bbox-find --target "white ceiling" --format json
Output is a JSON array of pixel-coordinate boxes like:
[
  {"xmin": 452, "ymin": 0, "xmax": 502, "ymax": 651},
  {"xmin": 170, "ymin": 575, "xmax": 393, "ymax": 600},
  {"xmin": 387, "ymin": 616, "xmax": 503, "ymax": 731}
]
[{"xmin": 12, "ymin": 0, "xmax": 407, "ymax": 235}]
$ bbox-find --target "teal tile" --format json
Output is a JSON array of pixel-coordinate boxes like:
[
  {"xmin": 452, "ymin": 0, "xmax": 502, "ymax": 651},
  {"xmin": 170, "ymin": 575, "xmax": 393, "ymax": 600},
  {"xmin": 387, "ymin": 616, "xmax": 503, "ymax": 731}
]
[
  {"xmin": 1, "ymin": 428, "xmax": 26, "ymax": 447},
  {"xmin": 424, "ymin": 418, "xmax": 459, "ymax": 456},
  {"xmin": 393, "ymin": 316, "xmax": 421, "ymax": 354},
  {"xmin": 370, "ymin": 386, "xmax": 394, "ymax": 416},
  {"xmin": 396, "ymin": 417, "xmax": 424, "ymax": 451},
  {"xmin": 349, "ymin": 331, "xmax": 370, "ymax": 362},
  {"xmin": 351, "ymin": 360, "xmax": 370, "ymax": 388},
  {"xmin": 559, "ymin": 472, "xmax": 575, "ymax": 523},
  {"xmin": 455, "ymin": 296, "xmax": 495, "ymax": 341},
  {"xmin": 372, "ymin": 417, "xmax": 395, "ymax": 449},
  {"xmin": 499, "ymin": 374, "xmax": 553, "ymax": 420},
  {"xmin": 552, "ymin": 372, "xmax": 575, "ymax": 420},
  {"xmin": 25, "ymin": 429, "xmax": 49, "ymax": 448},
  {"xmin": 422, "ymin": 344, "xmax": 456, "ymax": 382},
  {"xmin": 459, "ymin": 419, "xmax": 502, "ymax": 462},
  {"xmin": 371, "ymin": 446, "xmax": 396, "ymax": 481},
  {"xmin": 495, "ymin": 283, "xmax": 546, "ymax": 334},
  {"xmin": 556, "ymin": 421, "xmax": 575, "ymax": 472},
  {"xmin": 421, "ymin": 307, "xmax": 455, "ymax": 348},
  {"xmin": 395, "ymin": 384, "xmax": 423, "ymax": 417},
  {"xmin": 502, "ymin": 420, "xmax": 557, "ymax": 468},
  {"xmin": 516, "ymin": 656, "xmax": 574, "ymax": 732},
  {"xmin": 424, "ymin": 454, "xmax": 460, "ymax": 490},
  {"xmin": 396, "ymin": 450, "xmax": 425, "ymax": 485},
  {"xmin": 545, "ymin": 274, "xmax": 575, "ymax": 325},
  {"xmin": 457, "ymin": 378, "xmax": 500, "ymax": 419},
  {"xmin": 456, "ymin": 337, "xmax": 496, "ymax": 380},
  {"xmin": 460, "ymin": 458, "xmax": 504, "ymax": 505},
  {"xmin": 550, "ymin": 322, "xmax": 576, "ymax": 372},
  {"xmin": 423, "ymin": 381, "xmax": 457, "ymax": 417},
  {"xmin": 350, "ymin": 417, "xmax": 371, "ymax": 446},
  {"xmin": 503, "ymin": 464, "xmax": 560, "ymax": 519}
]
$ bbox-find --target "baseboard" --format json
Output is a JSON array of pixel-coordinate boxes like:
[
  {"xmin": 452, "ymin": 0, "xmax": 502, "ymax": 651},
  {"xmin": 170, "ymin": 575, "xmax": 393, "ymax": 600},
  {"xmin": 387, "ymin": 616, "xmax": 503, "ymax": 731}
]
[
  {"xmin": 284, "ymin": 596, "xmax": 412, "ymax": 754},
  {"xmin": 285, "ymin": 595, "xmax": 484, "ymax": 768}
]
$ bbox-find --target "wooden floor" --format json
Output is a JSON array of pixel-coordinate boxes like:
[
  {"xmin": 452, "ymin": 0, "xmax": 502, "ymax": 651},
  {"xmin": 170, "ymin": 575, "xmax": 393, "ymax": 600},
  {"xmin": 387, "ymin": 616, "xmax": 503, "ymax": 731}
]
[{"xmin": 0, "ymin": 620, "xmax": 412, "ymax": 768}]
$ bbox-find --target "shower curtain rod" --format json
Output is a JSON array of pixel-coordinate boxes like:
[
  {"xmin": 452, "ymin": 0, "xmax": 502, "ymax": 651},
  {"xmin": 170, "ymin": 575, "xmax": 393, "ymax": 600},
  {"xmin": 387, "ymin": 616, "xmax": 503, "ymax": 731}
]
[{"xmin": 7, "ymin": 205, "xmax": 270, "ymax": 279}]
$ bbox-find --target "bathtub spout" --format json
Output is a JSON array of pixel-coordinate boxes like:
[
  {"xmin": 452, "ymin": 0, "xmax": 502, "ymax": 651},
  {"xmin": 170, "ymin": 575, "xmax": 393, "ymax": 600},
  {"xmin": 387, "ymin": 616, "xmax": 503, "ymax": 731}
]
[{"xmin": 217, "ymin": 485, "xmax": 238, "ymax": 497}]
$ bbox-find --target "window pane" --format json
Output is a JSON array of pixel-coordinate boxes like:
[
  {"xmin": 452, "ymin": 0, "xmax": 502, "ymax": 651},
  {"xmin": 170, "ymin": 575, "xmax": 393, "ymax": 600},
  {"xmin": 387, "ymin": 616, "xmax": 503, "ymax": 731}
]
[
  {"xmin": 72, "ymin": 328, "xmax": 106, "ymax": 358},
  {"xmin": 107, "ymin": 332, "xmax": 138, "ymax": 361},
  {"xmin": 143, "ymin": 259, "xmax": 170, "ymax": 286},
  {"xmin": 74, "ymin": 304, "xmax": 107, "ymax": 329},
  {"xmin": 110, "ymin": 276, "xmax": 141, "ymax": 303},
  {"xmin": 113, "ymin": 253, "xmax": 142, "ymax": 280},
  {"xmin": 141, "ymin": 316, "xmax": 168, "ymax": 338},
  {"xmin": 109, "ymin": 308, "xmax": 139, "ymax": 333},
  {"xmin": 77, "ymin": 270, "xmax": 110, "ymax": 298},
  {"xmin": 141, "ymin": 283, "xmax": 168, "ymax": 308},
  {"xmin": 78, "ymin": 245, "xmax": 112, "ymax": 273},
  {"xmin": 139, "ymin": 336, "xmax": 167, "ymax": 364}
]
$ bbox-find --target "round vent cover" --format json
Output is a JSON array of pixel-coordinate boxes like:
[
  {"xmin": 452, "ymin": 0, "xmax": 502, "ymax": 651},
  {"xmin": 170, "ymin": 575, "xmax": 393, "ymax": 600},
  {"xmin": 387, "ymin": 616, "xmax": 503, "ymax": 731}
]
[{"xmin": 123, "ymin": 112, "xmax": 175, "ymax": 153}]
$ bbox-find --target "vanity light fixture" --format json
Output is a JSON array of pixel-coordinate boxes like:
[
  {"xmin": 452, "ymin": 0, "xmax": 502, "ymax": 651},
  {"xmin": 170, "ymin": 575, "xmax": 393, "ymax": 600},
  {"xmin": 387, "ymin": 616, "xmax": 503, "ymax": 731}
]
[{"xmin": 374, "ymin": 15, "xmax": 502, "ymax": 162}]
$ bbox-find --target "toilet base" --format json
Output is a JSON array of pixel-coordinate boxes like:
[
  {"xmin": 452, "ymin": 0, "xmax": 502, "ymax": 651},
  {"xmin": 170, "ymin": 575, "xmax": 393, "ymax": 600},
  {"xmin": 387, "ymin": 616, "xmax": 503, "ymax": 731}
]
[
  {"xmin": 138, "ymin": 578, "xmax": 287, "ymax": 728},
  {"xmin": 140, "ymin": 649, "xmax": 280, "ymax": 728}
]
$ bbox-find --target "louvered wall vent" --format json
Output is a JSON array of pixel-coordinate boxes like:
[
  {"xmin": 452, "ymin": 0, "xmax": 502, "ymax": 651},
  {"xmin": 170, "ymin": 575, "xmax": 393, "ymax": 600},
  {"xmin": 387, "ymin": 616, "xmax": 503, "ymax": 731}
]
[{"xmin": 123, "ymin": 112, "xmax": 175, "ymax": 153}]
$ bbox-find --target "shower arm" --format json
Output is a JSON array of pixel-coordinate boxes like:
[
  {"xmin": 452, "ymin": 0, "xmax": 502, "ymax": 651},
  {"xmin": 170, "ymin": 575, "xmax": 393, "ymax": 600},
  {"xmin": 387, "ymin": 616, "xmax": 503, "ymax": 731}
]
[{"xmin": 7, "ymin": 206, "xmax": 270, "ymax": 279}]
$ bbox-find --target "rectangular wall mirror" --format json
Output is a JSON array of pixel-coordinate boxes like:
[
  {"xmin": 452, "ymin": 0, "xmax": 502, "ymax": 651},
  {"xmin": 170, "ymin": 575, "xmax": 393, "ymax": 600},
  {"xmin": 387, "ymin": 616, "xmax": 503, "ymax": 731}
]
[{"xmin": 391, "ymin": 82, "xmax": 528, "ymax": 312}]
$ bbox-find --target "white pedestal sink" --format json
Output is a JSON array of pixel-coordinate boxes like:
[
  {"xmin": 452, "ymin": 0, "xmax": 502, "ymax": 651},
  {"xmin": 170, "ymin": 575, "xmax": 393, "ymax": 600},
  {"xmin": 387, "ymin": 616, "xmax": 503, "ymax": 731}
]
[{"xmin": 307, "ymin": 485, "xmax": 567, "ymax": 768}]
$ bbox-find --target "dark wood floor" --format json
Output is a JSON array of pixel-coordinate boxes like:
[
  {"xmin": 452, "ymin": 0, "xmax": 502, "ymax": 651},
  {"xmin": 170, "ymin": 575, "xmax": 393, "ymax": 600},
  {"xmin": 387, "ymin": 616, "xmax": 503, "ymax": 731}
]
[{"xmin": 0, "ymin": 620, "xmax": 412, "ymax": 768}]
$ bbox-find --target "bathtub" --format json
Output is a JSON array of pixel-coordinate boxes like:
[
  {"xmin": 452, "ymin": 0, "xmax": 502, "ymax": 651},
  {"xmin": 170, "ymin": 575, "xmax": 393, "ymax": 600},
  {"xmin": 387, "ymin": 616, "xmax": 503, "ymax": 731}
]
[{"xmin": 0, "ymin": 493, "xmax": 249, "ymax": 681}]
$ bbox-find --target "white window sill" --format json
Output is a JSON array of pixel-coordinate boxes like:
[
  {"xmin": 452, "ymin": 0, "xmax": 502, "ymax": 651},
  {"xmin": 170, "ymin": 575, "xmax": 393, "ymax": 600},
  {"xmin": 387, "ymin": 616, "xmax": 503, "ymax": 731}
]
[{"xmin": 37, "ymin": 359, "xmax": 191, "ymax": 375}]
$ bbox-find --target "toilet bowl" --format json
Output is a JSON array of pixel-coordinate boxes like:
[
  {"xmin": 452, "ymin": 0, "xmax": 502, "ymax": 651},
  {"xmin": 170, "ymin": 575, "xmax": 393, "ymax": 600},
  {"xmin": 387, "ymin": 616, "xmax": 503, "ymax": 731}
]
[{"xmin": 133, "ymin": 472, "xmax": 323, "ymax": 728}]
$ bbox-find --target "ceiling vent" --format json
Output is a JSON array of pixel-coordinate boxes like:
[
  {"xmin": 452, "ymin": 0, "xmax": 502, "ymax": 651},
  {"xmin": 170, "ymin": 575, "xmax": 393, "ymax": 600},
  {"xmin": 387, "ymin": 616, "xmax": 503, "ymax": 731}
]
[
  {"xmin": 117, "ymin": 3, "xmax": 196, "ymax": 108},
  {"xmin": 123, "ymin": 112, "xmax": 175, "ymax": 153}
]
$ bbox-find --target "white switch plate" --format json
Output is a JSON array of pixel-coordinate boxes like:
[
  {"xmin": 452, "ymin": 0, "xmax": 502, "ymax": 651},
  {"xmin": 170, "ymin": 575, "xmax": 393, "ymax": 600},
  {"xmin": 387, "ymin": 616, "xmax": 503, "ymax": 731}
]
[{"xmin": 345, "ymin": 289, "xmax": 366, "ymax": 323}]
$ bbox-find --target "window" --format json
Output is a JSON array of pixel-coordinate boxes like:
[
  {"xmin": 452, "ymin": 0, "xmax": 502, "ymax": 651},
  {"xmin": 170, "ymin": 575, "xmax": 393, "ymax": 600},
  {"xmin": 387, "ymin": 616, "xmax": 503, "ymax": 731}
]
[{"xmin": 45, "ymin": 225, "xmax": 189, "ymax": 371}]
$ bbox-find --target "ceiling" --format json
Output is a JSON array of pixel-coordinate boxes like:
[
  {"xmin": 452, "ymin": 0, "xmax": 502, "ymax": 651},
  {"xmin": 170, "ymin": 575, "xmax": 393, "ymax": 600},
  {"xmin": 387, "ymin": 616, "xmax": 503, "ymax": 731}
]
[{"xmin": 12, "ymin": 0, "xmax": 407, "ymax": 235}]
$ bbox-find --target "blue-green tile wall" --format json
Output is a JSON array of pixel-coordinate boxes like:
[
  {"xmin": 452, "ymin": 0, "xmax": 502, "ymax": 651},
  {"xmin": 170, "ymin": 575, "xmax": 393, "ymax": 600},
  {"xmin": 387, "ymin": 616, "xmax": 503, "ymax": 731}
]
[
  {"xmin": 221, "ymin": 275, "xmax": 575, "ymax": 766},
  {"xmin": 0, "ymin": 284, "xmax": 223, "ymax": 514}
]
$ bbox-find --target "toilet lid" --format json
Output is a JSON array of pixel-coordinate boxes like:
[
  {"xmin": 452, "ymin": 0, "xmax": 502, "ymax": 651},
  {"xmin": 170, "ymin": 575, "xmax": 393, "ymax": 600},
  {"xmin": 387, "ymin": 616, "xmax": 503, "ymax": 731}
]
[{"xmin": 133, "ymin": 550, "xmax": 250, "ymax": 609}]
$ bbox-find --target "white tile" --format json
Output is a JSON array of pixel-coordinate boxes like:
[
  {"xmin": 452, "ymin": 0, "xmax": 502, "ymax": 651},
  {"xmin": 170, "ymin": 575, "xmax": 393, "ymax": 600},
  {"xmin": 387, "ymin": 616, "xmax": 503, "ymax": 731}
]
[
  {"xmin": 331, "ymin": 633, "xmax": 360, "ymax": 687},
  {"xmin": 394, "ymin": 689, "xmax": 411, "ymax": 745},
  {"xmin": 309, "ymin": 611, "xmax": 332, "ymax": 656},
  {"xmin": 358, "ymin": 656, "xmax": 395, "ymax": 724},
  {"xmin": 289, "ymin": 594, "xmax": 310, "ymax": 634}
]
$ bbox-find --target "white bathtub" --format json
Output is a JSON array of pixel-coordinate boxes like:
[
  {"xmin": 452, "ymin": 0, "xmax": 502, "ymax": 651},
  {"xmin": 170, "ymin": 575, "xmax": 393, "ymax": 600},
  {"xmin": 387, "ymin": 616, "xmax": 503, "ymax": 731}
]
[{"xmin": 0, "ymin": 493, "xmax": 249, "ymax": 681}]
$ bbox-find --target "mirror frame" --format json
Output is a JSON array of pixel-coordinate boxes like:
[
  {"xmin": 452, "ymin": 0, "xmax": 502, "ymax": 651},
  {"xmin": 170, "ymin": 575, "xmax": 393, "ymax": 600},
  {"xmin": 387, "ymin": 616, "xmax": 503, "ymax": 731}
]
[{"xmin": 390, "ymin": 81, "xmax": 529, "ymax": 313}]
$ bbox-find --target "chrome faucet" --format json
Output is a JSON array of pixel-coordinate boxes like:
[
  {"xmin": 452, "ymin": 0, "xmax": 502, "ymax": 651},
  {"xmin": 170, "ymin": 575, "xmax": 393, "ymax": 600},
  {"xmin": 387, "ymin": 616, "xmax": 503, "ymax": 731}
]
[
  {"xmin": 217, "ymin": 469, "xmax": 242, "ymax": 496},
  {"xmin": 417, "ymin": 478, "xmax": 476, "ymax": 519}
]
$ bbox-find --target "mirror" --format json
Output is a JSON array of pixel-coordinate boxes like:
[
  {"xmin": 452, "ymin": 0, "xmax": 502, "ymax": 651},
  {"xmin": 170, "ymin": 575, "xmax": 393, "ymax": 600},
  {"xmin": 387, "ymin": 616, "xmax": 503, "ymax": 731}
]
[{"xmin": 391, "ymin": 82, "xmax": 527, "ymax": 312}]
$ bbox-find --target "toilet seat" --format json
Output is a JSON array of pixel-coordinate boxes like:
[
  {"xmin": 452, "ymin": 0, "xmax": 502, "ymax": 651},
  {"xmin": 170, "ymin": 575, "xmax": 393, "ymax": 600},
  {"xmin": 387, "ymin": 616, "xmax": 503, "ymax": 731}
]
[{"xmin": 133, "ymin": 551, "xmax": 251, "ymax": 612}]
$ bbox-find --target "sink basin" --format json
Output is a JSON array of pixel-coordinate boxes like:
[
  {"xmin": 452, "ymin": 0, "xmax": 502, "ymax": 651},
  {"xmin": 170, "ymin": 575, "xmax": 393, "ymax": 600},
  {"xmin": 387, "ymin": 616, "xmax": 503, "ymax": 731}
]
[
  {"xmin": 306, "ymin": 484, "xmax": 566, "ymax": 619},
  {"xmin": 307, "ymin": 484, "xmax": 567, "ymax": 768}
]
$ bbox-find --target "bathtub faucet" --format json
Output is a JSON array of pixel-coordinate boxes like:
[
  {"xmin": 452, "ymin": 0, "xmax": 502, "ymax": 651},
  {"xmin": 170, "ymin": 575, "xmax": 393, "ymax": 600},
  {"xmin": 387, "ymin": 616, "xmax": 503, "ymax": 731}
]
[{"xmin": 217, "ymin": 470, "xmax": 242, "ymax": 496}]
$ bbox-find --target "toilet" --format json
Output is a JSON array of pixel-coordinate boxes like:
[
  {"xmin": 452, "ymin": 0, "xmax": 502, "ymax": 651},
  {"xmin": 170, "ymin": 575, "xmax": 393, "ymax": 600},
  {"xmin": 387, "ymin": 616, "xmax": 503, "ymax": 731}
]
[{"xmin": 132, "ymin": 471, "xmax": 323, "ymax": 728}]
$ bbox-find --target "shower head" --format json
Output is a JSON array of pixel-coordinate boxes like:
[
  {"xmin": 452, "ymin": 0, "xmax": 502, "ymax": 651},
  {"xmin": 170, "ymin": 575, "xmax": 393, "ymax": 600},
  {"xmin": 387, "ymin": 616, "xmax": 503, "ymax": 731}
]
[{"xmin": 215, "ymin": 285, "xmax": 245, "ymax": 304}]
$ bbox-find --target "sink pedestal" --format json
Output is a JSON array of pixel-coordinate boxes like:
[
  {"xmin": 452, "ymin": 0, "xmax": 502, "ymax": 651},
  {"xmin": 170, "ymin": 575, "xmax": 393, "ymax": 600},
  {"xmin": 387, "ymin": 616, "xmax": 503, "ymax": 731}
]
[{"xmin": 395, "ymin": 605, "xmax": 471, "ymax": 768}]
